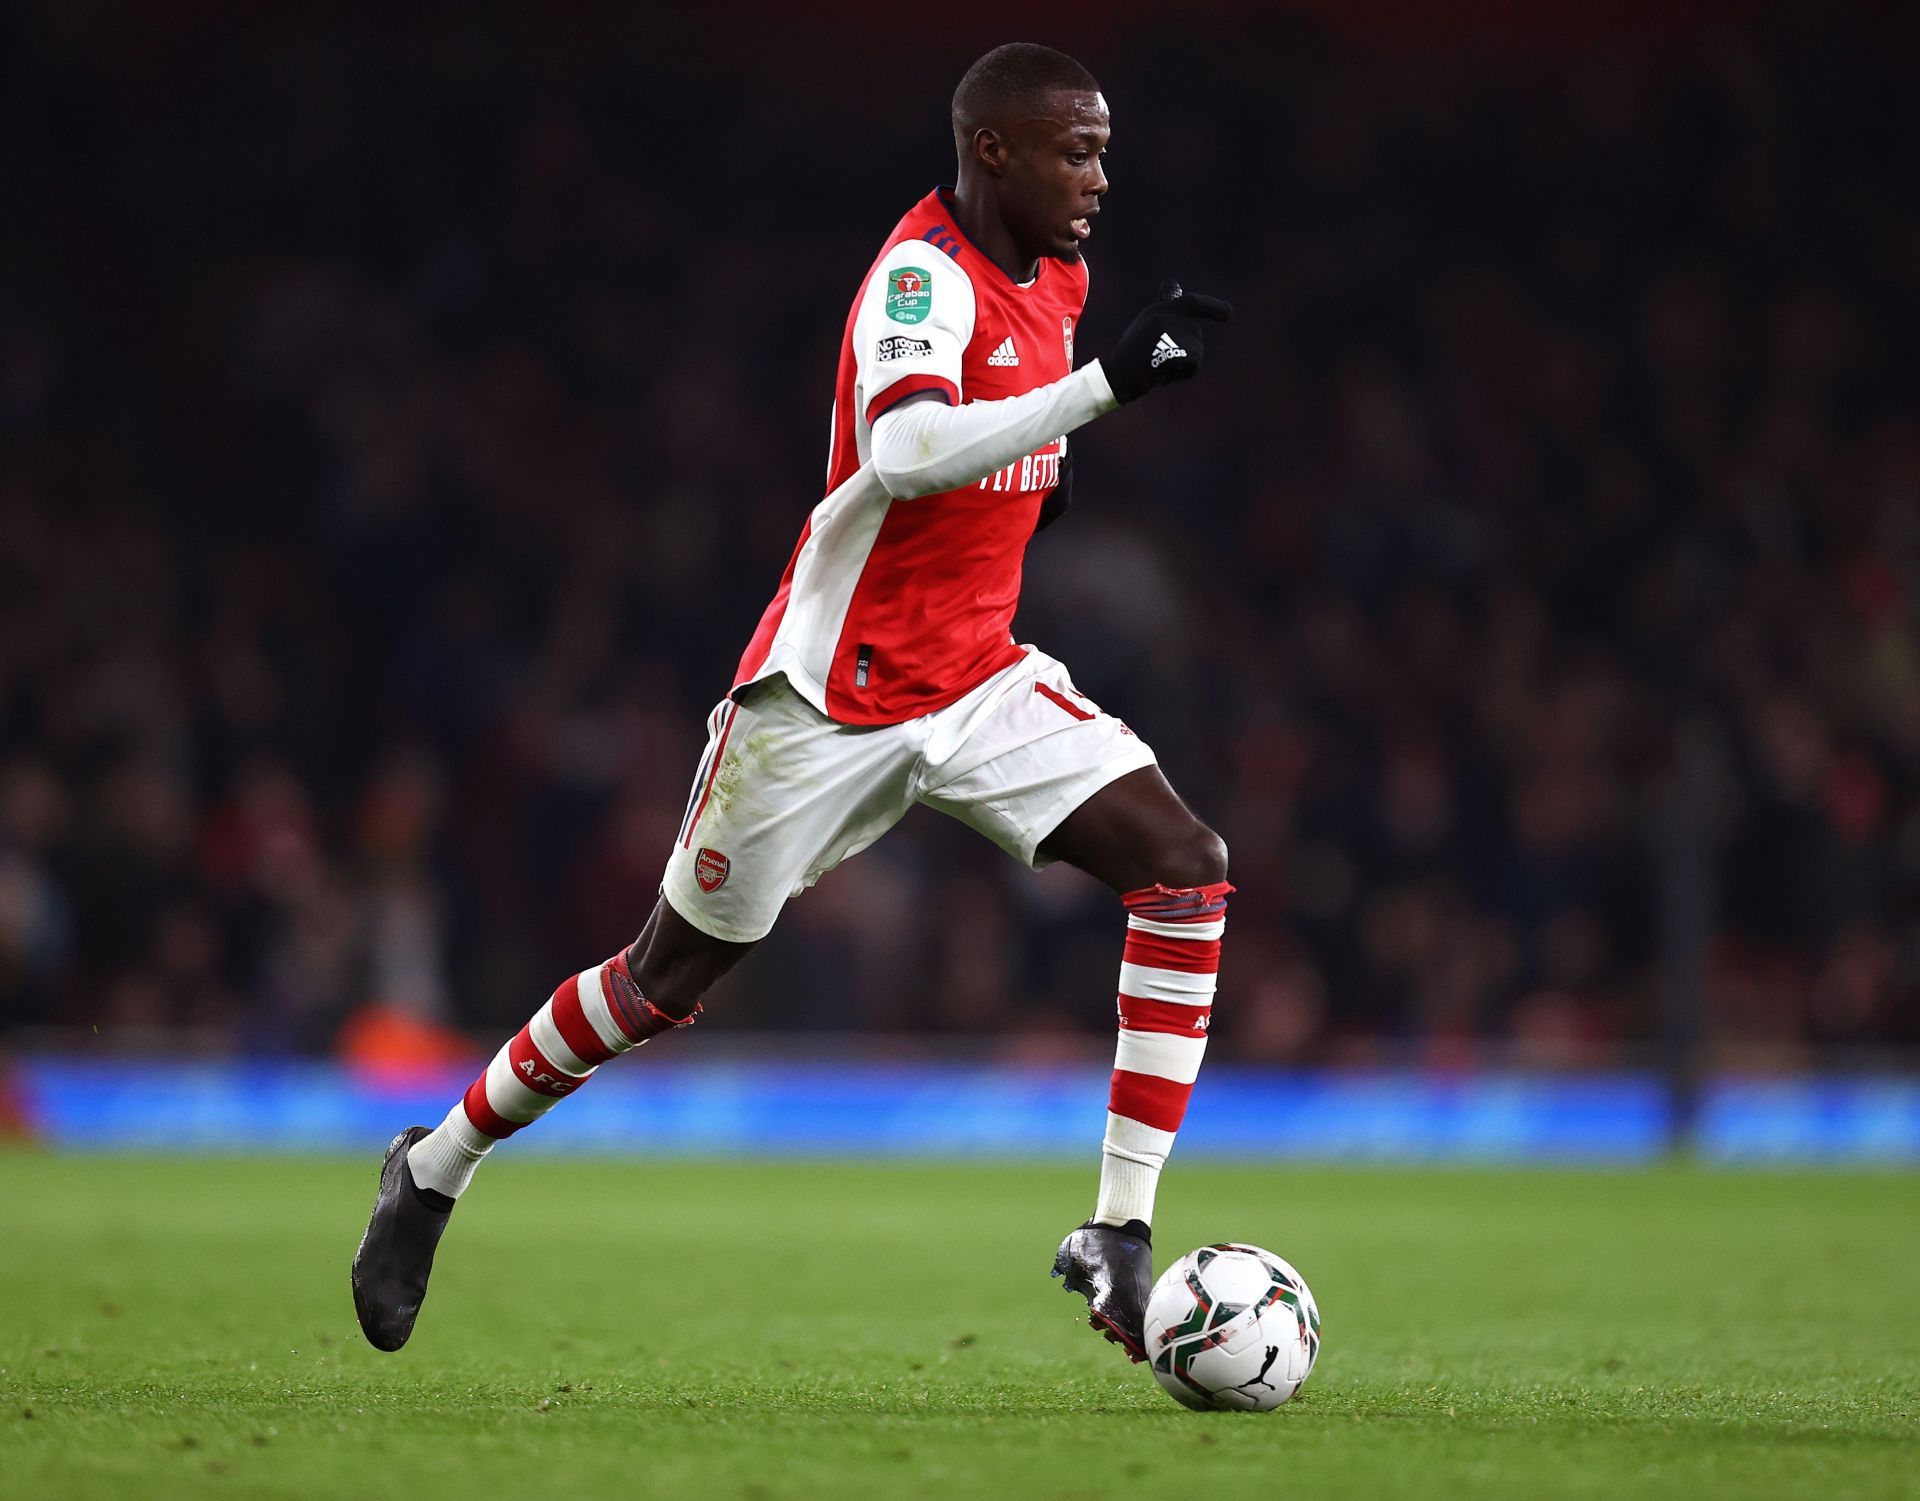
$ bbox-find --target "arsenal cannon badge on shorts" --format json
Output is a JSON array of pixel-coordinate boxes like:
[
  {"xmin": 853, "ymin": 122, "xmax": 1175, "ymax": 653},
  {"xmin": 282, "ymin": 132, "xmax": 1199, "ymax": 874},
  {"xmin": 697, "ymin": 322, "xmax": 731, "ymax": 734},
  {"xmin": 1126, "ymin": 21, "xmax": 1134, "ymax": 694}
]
[{"xmin": 694, "ymin": 847, "xmax": 731, "ymax": 893}]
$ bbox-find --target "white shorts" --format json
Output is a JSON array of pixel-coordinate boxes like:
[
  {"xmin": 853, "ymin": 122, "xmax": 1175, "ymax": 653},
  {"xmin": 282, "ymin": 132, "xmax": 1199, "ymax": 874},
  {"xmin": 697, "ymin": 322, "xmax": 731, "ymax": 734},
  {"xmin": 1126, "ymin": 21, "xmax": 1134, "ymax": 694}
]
[{"xmin": 661, "ymin": 647, "xmax": 1157, "ymax": 943}]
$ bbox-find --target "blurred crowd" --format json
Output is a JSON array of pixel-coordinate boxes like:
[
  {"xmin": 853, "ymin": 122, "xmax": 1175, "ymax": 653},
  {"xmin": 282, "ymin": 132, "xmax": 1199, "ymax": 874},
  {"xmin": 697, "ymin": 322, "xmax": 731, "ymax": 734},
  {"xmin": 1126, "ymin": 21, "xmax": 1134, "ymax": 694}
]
[{"xmin": 2, "ymin": 9, "xmax": 1916, "ymax": 1064}]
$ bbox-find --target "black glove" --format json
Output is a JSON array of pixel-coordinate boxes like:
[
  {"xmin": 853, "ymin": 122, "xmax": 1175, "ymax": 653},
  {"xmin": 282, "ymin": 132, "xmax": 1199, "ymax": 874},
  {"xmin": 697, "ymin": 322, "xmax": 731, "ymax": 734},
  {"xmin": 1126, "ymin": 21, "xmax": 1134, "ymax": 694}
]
[
  {"xmin": 1034, "ymin": 441, "xmax": 1072, "ymax": 533},
  {"xmin": 1099, "ymin": 279, "xmax": 1233, "ymax": 404}
]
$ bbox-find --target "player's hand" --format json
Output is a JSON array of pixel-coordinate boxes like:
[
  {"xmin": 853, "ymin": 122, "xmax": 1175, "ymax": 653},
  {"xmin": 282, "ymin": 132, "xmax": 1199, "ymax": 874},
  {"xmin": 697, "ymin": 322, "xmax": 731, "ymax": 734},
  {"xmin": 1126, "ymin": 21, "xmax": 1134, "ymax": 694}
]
[{"xmin": 1099, "ymin": 280, "xmax": 1233, "ymax": 404}]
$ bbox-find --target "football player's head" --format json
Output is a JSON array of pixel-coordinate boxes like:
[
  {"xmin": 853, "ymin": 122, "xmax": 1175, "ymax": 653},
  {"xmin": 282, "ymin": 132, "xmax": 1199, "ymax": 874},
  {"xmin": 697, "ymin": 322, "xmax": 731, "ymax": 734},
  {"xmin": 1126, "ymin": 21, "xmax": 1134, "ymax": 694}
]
[{"xmin": 952, "ymin": 43, "xmax": 1109, "ymax": 263}]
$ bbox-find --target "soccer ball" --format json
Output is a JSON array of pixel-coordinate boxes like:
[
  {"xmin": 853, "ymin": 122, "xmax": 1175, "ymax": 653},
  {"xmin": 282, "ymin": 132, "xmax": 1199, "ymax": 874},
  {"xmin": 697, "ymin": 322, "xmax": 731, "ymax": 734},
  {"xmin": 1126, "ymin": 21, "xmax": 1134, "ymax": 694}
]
[{"xmin": 1142, "ymin": 1244, "xmax": 1320, "ymax": 1411}]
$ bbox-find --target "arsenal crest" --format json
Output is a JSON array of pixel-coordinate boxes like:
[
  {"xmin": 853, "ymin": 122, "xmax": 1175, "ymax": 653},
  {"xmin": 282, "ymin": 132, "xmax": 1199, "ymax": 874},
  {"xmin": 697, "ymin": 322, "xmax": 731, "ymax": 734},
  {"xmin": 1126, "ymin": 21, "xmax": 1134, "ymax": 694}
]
[
  {"xmin": 694, "ymin": 847, "xmax": 731, "ymax": 893},
  {"xmin": 1062, "ymin": 315, "xmax": 1075, "ymax": 364}
]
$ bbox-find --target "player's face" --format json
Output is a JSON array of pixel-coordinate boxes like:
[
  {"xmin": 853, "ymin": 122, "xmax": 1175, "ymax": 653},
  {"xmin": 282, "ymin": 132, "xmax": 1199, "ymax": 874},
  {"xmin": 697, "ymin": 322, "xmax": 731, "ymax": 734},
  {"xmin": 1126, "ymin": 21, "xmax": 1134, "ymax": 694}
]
[{"xmin": 1007, "ymin": 90, "xmax": 1110, "ymax": 262}]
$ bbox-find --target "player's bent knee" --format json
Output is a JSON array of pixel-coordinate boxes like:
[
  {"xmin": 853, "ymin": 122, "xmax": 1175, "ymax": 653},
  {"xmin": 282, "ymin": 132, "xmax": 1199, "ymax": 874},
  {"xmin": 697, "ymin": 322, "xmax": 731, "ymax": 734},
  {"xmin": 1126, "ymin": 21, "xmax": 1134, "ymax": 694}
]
[{"xmin": 1158, "ymin": 826, "xmax": 1229, "ymax": 890}]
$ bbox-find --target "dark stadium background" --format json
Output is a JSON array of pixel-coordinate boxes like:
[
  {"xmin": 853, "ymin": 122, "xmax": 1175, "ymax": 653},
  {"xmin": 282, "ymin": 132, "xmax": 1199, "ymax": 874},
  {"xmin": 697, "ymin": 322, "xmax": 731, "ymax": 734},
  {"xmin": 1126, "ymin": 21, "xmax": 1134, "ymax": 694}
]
[{"xmin": 2, "ymin": 0, "xmax": 1916, "ymax": 1131}]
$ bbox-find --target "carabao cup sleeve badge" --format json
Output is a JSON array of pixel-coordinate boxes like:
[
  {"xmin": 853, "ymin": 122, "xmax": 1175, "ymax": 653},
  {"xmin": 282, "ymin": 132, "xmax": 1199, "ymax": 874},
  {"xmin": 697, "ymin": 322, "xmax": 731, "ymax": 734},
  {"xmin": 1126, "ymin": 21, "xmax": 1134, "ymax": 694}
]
[{"xmin": 886, "ymin": 267, "xmax": 932, "ymax": 324}]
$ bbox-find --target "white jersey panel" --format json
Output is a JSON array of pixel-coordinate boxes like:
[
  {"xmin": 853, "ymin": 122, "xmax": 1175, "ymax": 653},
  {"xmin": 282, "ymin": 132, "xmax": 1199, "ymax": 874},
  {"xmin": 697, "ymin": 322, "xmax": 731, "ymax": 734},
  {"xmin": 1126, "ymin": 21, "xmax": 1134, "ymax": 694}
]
[
  {"xmin": 738, "ymin": 462, "xmax": 893, "ymax": 715},
  {"xmin": 742, "ymin": 247, "xmax": 977, "ymax": 715},
  {"xmin": 850, "ymin": 241, "xmax": 976, "ymax": 428}
]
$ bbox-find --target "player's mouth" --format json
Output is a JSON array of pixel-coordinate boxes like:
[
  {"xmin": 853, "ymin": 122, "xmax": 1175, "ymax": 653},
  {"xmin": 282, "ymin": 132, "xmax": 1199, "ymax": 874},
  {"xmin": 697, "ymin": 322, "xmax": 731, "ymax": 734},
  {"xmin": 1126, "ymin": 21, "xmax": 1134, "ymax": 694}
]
[{"xmin": 1069, "ymin": 212, "xmax": 1096, "ymax": 242}]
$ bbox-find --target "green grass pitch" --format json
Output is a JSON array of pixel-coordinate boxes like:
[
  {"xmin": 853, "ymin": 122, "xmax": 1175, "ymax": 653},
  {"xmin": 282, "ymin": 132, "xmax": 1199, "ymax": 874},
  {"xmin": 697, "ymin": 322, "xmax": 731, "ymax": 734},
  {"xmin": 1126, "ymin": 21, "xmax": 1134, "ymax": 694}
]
[{"xmin": 1, "ymin": 1153, "xmax": 1915, "ymax": 1500}]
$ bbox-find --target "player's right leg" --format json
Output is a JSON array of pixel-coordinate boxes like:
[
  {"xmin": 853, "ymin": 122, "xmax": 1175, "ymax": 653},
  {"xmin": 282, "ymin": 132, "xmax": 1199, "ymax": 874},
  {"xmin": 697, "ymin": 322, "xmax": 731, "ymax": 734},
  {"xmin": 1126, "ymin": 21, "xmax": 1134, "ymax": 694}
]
[
  {"xmin": 909, "ymin": 649, "xmax": 1224, "ymax": 1360},
  {"xmin": 351, "ymin": 678, "xmax": 918, "ymax": 1351}
]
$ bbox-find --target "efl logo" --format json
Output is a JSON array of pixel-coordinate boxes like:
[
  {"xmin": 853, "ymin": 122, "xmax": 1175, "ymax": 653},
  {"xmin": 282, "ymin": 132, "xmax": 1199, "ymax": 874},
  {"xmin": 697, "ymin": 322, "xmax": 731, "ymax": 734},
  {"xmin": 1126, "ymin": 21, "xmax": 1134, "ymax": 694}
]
[{"xmin": 695, "ymin": 847, "xmax": 731, "ymax": 893}]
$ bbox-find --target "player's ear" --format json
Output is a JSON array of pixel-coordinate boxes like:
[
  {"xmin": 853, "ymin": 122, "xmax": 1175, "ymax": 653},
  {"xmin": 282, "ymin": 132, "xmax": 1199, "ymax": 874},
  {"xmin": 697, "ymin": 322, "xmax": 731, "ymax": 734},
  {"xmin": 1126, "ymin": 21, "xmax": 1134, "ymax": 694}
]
[{"xmin": 970, "ymin": 125, "xmax": 1010, "ymax": 177}]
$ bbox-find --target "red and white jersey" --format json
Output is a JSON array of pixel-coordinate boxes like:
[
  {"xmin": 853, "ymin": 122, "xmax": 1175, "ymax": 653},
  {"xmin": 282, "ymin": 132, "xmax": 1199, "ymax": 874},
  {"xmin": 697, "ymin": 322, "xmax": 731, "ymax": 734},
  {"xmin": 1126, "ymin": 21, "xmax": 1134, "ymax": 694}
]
[{"xmin": 733, "ymin": 188, "xmax": 1090, "ymax": 725}]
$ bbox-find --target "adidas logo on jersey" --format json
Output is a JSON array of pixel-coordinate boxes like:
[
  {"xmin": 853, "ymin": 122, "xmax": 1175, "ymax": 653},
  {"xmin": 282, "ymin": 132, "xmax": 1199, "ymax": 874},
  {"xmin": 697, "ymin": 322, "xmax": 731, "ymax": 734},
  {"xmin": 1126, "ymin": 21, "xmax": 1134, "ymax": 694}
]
[
  {"xmin": 986, "ymin": 336, "xmax": 1020, "ymax": 367},
  {"xmin": 1149, "ymin": 332, "xmax": 1188, "ymax": 369}
]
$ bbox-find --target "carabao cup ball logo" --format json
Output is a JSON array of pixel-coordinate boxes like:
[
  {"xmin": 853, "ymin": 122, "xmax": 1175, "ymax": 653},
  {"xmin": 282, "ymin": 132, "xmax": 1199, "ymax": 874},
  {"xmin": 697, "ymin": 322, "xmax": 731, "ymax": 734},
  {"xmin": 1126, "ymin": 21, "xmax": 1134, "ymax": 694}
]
[{"xmin": 887, "ymin": 266, "xmax": 932, "ymax": 324}]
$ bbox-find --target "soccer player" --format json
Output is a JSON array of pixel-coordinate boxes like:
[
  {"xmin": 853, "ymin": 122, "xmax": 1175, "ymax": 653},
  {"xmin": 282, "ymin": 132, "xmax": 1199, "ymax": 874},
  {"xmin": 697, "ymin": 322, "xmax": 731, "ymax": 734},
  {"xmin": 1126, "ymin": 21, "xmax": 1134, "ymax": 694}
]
[{"xmin": 353, "ymin": 42, "xmax": 1233, "ymax": 1361}]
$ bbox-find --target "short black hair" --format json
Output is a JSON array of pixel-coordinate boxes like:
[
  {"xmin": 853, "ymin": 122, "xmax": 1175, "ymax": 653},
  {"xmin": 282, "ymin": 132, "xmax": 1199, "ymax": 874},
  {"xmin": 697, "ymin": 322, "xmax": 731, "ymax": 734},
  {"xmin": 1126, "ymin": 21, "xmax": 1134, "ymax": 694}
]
[{"xmin": 951, "ymin": 43, "xmax": 1100, "ymax": 152}]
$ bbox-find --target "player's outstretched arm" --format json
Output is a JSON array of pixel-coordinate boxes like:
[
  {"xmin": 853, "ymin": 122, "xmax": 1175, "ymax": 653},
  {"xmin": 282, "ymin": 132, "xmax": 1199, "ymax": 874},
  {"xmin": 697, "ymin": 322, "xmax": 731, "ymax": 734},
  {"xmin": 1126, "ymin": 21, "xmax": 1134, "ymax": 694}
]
[
  {"xmin": 871, "ymin": 369, "xmax": 1112, "ymax": 500},
  {"xmin": 868, "ymin": 280, "xmax": 1232, "ymax": 501}
]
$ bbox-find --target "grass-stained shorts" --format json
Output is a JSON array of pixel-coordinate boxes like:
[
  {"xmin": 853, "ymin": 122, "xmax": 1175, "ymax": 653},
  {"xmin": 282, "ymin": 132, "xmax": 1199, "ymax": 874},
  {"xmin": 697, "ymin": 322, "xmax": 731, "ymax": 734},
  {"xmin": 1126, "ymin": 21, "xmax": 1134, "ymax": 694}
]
[{"xmin": 661, "ymin": 647, "xmax": 1156, "ymax": 942}]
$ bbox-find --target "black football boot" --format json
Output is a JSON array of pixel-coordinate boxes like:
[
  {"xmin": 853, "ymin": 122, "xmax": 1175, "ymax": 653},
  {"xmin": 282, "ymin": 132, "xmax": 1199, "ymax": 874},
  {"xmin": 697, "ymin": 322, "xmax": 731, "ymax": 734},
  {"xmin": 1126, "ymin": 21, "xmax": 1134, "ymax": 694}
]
[
  {"xmin": 1052, "ymin": 1218, "xmax": 1153, "ymax": 1361},
  {"xmin": 351, "ymin": 1126, "xmax": 454, "ymax": 1351}
]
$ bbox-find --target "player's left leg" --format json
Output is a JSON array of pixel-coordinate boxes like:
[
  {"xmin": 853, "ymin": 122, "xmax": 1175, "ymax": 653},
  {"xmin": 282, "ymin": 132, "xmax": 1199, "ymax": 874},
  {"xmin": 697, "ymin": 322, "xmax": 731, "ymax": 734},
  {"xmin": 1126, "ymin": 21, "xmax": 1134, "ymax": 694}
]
[
  {"xmin": 353, "ymin": 675, "xmax": 920, "ymax": 1351},
  {"xmin": 351, "ymin": 900, "xmax": 751, "ymax": 1350}
]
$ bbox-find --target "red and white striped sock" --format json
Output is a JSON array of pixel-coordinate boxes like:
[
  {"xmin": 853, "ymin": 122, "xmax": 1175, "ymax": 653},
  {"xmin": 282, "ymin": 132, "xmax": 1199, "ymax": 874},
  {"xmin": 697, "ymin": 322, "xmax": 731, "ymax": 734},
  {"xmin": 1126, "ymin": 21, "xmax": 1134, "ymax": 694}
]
[
  {"xmin": 1095, "ymin": 880, "xmax": 1232, "ymax": 1228},
  {"xmin": 406, "ymin": 949, "xmax": 697, "ymax": 1199}
]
